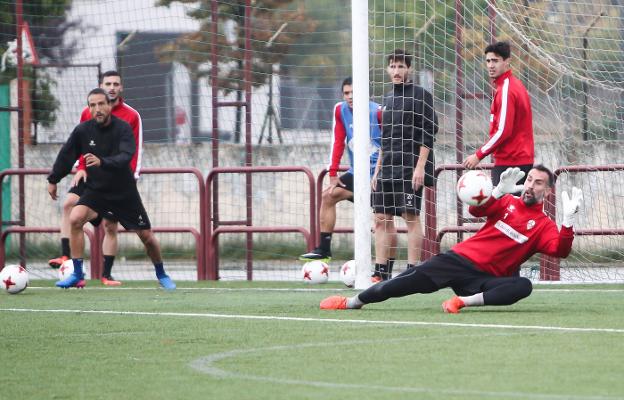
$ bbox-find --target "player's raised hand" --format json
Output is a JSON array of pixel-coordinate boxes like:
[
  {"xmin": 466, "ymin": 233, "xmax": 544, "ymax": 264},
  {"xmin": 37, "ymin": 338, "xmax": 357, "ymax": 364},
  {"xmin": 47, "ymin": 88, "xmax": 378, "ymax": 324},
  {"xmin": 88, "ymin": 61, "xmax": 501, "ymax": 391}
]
[
  {"xmin": 561, "ymin": 186, "xmax": 583, "ymax": 227},
  {"xmin": 492, "ymin": 167, "xmax": 525, "ymax": 198}
]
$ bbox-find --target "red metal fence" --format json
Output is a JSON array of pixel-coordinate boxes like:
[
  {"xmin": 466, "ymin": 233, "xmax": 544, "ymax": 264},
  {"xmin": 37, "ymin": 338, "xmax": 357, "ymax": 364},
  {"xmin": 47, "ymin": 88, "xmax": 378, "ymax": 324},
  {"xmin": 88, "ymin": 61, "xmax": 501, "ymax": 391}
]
[{"xmin": 2, "ymin": 164, "xmax": 623, "ymax": 281}]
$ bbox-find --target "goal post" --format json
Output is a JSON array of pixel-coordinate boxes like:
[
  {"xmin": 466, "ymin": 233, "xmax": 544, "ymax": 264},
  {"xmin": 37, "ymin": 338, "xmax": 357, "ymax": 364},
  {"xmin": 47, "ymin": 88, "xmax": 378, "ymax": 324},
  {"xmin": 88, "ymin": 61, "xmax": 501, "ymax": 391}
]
[{"xmin": 351, "ymin": 0, "xmax": 373, "ymax": 290}]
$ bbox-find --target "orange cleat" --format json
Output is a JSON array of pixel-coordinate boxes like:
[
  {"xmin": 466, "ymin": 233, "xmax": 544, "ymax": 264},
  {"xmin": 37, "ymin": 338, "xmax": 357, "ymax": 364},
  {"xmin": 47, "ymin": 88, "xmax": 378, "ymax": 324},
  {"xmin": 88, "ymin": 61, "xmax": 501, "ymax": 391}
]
[
  {"xmin": 101, "ymin": 277, "xmax": 122, "ymax": 286},
  {"xmin": 371, "ymin": 275, "xmax": 382, "ymax": 284},
  {"xmin": 320, "ymin": 295, "xmax": 348, "ymax": 310},
  {"xmin": 442, "ymin": 296, "xmax": 465, "ymax": 314},
  {"xmin": 48, "ymin": 255, "xmax": 68, "ymax": 269}
]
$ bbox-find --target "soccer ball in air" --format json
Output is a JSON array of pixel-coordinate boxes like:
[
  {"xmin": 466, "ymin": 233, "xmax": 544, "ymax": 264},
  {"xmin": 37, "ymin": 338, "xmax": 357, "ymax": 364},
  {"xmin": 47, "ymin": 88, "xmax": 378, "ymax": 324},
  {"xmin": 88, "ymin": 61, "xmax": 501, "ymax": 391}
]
[
  {"xmin": 0, "ymin": 264, "xmax": 29, "ymax": 294},
  {"xmin": 340, "ymin": 260, "xmax": 356, "ymax": 288},
  {"xmin": 301, "ymin": 260, "xmax": 329, "ymax": 284},
  {"xmin": 58, "ymin": 259, "xmax": 74, "ymax": 280},
  {"xmin": 456, "ymin": 170, "xmax": 493, "ymax": 206}
]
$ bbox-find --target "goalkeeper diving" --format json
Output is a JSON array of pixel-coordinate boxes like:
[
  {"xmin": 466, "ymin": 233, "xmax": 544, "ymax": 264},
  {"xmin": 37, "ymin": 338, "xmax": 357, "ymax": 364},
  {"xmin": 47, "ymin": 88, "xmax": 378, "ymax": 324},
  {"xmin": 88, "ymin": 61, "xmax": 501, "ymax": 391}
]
[{"xmin": 320, "ymin": 165, "xmax": 583, "ymax": 313}]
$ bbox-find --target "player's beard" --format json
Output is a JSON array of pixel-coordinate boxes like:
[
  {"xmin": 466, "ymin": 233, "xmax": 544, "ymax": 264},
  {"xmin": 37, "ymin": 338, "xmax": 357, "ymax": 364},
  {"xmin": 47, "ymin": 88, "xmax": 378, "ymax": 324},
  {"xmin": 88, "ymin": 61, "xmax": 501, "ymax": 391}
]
[
  {"xmin": 95, "ymin": 114, "xmax": 111, "ymax": 126},
  {"xmin": 522, "ymin": 190, "xmax": 539, "ymax": 206}
]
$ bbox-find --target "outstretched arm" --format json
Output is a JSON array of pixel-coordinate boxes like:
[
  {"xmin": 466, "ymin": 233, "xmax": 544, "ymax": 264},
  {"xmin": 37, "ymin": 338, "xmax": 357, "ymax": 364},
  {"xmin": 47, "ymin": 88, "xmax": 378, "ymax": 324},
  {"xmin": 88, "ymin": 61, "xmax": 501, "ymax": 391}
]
[{"xmin": 539, "ymin": 187, "xmax": 583, "ymax": 257}]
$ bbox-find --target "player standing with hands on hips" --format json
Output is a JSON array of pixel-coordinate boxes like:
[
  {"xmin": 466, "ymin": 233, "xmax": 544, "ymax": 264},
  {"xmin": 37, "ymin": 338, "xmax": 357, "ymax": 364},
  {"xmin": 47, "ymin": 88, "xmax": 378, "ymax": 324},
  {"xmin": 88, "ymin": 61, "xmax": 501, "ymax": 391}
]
[
  {"xmin": 320, "ymin": 165, "xmax": 582, "ymax": 313},
  {"xmin": 463, "ymin": 41, "xmax": 534, "ymax": 187},
  {"xmin": 47, "ymin": 88, "xmax": 176, "ymax": 290}
]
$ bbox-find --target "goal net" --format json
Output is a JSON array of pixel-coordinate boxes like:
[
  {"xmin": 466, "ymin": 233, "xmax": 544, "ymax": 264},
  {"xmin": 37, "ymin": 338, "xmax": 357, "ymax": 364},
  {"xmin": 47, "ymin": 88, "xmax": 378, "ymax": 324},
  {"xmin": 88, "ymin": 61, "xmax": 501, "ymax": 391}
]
[
  {"xmin": 366, "ymin": 0, "xmax": 623, "ymax": 283},
  {"xmin": 0, "ymin": 0, "xmax": 622, "ymax": 284}
]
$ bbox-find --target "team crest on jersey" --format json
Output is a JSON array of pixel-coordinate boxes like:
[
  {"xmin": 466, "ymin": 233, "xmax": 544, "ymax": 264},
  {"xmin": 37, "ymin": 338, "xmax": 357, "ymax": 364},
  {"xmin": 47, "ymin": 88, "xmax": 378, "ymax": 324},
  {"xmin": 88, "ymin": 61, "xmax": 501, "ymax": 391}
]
[
  {"xmin": 527, "ymin": 220, "xmax": 535, "ymax": 230},
  {"xmin": 405, "ymin": 193, "xmax": 414, "ymax": 208},
  {"xmin": 89, "ymin": 140, "xmax": 96, "ymax": 147}
]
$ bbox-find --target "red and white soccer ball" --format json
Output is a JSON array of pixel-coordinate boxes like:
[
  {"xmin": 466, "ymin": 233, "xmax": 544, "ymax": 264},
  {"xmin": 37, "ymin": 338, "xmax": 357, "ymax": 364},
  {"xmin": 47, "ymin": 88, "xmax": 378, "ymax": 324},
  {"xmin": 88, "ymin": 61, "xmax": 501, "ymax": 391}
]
[
  {"xmin": 456, "ymin": 170, "xmax": 493, "ymax": 206},
  {"xmin": 301, "ymin": 260, "xmax": 329, "ymax": 284},
  {"xmin": 340, "ymin": 260, "xmax": 356, "ymax": 288},
  {"xmin": 0, "ymin": 264, "xmax": 29, "ymax": 294},
  {"xmin": 58, "ymin": 259, "xmax": 74, "ymax": 280}
]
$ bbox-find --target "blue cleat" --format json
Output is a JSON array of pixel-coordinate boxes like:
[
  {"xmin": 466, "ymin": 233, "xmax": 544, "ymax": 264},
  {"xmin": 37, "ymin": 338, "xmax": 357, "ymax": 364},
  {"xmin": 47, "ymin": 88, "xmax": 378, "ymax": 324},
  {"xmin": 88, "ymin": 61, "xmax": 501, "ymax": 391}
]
[
  {"xmin": 56, "ymin": 272, "xmax": 86, "ymax": 289},
  {"xmin": 158, "ymin": 275, "xmax": 176, "ymax": 291}
]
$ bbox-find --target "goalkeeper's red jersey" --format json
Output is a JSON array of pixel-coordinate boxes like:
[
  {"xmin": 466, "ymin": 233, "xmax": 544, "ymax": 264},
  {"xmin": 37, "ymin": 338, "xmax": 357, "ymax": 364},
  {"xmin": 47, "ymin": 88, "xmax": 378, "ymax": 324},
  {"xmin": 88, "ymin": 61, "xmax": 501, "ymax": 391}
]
[
  {"xmin": 452, "ymin": 194, "xmax": 574, "ymax": 277},
  {"xmin": 77, "ymin": 98, "xmax": 143, "ymax": 178},
  {"xmin": 475, "ymin": 70, "xmax": 534, "ymax": 166}
]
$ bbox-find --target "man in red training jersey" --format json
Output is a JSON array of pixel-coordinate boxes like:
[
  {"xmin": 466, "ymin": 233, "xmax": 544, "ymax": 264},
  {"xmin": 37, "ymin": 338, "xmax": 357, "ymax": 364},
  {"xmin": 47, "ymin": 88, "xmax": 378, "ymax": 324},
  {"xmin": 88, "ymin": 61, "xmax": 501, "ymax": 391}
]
[{"xmin": 320, "ymin": 165, "xmax": 583, "ymax": 313}]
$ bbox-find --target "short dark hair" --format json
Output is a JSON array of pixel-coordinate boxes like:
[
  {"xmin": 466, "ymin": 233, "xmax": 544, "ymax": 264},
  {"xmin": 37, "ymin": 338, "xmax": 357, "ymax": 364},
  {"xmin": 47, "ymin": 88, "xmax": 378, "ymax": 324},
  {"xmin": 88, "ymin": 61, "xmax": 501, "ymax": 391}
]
[
  {"xmin": 532, "ymin": 164, "xmax": 554, "ymax": 187},
  {"xmin": 99, "ymin": 70, "xmax": 121, "ymax": 84},
  {"xmin": 387, "ymin": 49, "xmax": 412, "ymax": 68},
  {"xmin": 341, "ymin": 77, "xmax": 352, "ymax": 91},
  {"xmin": 484, "ymin": 41, "xmax": 511, "ymax": 60},
  {"xmin": 87, "ymin": 88, "xmax": 111, "ymax": 104}
]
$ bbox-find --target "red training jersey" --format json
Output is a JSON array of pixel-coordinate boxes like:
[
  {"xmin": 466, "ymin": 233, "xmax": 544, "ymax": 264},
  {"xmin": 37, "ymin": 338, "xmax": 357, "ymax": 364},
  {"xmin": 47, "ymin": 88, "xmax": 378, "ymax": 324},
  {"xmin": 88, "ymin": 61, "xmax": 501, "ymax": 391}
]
[
  {"xmin": 475, "ymin": 70, "xmax": 534, "ymax": 166},
  {"xmin": 78, "ymin": 98, "xmax": 143, "ymax": 178},
  {"xmin": 452, "ymin": 194, "xmax": 574, "ymax": 277},
  {"xmin": 328, "ymin": 102, "xmax": 347, "ymax": 177}
]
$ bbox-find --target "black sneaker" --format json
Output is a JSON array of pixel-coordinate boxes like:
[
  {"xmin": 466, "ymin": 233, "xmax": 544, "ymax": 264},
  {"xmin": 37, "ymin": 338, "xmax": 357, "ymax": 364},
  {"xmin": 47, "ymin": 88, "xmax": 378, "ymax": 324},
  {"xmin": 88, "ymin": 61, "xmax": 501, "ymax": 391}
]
[{"xmin": 299, "ymin": 247, "xmax": 331, "ymax": 261}]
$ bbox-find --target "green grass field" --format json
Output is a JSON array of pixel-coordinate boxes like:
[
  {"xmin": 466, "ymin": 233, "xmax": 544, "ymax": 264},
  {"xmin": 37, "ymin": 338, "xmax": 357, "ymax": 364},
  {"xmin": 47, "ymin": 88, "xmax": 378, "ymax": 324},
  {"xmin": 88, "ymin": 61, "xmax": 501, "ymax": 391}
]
[{"xmin": 1, "ymin": 280, "xmax": 623, "ymax": 400}]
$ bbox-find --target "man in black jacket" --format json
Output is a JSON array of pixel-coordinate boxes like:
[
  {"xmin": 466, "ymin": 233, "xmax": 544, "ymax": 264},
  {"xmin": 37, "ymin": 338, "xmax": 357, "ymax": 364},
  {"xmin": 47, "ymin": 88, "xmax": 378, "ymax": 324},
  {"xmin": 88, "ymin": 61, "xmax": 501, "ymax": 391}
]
[
  {"xmin": 47, "ymin": 88, "xmax": 176, "ymax": 290},
  {"xmin": 371, "ymin": 49, "xmax": 438, "ymax": 281}
]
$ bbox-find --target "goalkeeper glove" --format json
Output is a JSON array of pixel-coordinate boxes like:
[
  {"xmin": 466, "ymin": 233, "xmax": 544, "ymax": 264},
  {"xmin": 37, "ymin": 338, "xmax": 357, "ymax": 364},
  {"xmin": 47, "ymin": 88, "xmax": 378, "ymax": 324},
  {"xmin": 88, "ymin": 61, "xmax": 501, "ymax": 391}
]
[
  {"xmin": 492, "ymin": 167, "xmax": 526, "ymax": 199},
  {"xmin": 561, "ymin": 187, "xmax": 583, "ymax": 227}
]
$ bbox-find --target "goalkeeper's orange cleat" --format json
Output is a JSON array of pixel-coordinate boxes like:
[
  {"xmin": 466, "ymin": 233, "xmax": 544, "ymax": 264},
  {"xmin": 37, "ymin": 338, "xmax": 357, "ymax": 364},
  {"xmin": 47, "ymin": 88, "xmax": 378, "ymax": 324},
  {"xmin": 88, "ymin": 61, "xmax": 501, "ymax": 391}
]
[
  {"xmin": 442, "ymin": 296, "xmax": 465, "ymax": 314},
  {"xmin": 101, "ymin": 277, "xmax": 122, "ymax": 286},
  {"xmin": 371, "ymin": 275, "xmax": 382, "ymax": 284},
  {"xmin": 48, "ymin": 255, "xmax": 68, "ymax": 269},
  {"xmin": 320, "ymin": 295, "xmax": 348, "ymax": 310}
]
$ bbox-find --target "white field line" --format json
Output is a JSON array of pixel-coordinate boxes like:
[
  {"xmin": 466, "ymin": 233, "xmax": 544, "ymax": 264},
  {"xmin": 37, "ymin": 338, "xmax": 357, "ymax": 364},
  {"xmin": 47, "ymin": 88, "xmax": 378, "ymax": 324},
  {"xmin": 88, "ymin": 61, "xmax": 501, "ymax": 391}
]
[
  {"xmin": 1, "ymin": 307, "xmax": 623, "ymax": 334},
  {"xmin": 24, "ymin": 286, "xmax": 624, "ymax": 293},
  {"xmin": 190, "ymin": 336, "xmax": 622, "ymax": 400}
]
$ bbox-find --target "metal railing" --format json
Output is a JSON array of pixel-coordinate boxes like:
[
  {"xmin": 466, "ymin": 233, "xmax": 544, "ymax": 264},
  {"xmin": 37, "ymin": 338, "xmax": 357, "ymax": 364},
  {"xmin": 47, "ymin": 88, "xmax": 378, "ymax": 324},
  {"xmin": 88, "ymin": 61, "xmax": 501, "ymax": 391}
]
[{"xmin": 205, "ymin": 166, "xmax": 316, "ymax": 280}]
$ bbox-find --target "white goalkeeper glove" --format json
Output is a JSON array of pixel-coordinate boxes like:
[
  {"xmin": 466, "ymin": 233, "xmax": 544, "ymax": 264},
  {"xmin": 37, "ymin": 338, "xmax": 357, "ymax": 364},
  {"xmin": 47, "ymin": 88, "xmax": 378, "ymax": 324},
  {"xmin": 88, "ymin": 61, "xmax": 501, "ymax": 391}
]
[
  {"xmin": 492, "ymin": 167, "xmax": 526, "ymax": 199},
  {"xmin": 561, "ymin": 186, "xmax": 583, "ymax": 228}
]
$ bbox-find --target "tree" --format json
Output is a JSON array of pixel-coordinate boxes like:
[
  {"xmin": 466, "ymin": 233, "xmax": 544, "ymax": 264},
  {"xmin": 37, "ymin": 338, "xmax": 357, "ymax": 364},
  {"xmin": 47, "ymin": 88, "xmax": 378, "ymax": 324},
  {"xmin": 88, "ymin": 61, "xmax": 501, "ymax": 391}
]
[
  {"xmin": 156, "ymin": 0, "xmax": 317, "ymax": 142},
  {"xmin": 0, "ymin": 0, "xmax": 85, "ymax": 129}
]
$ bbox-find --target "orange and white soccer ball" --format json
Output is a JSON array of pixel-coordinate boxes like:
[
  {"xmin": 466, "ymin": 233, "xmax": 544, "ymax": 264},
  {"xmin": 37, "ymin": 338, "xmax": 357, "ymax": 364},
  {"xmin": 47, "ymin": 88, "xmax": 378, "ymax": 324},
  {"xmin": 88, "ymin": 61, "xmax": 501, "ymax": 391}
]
[
  {"xmin": 301, "ymin": 260, "xmax": 329, "ymax": 284},
  {"xmin": 58, "ymin": 259, "xmax": 74, "ymax": 280},
  {"xmin": 0, "ymin": 264, "xmax": 29, "ymax": 294},
  {"xmin": 340, "ymin": 260, "xmax": 356, "ymax": 288},
  {"xmin": 456, "ymin": 170, "xmax": 493, "ymax": 206}
]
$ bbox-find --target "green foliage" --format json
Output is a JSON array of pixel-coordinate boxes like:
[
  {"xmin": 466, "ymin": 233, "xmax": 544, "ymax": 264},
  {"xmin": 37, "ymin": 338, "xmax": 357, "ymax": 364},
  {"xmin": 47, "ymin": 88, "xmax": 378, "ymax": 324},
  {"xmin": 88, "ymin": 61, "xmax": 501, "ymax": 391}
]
[
  {"xmin": 155, "ymin": 0, "xmax": 317, "ymax": 93},
  {"xmin": 0, "ymin": 0, "xmax": 77, "ymax": 129},
  {"xmin": 32, "ymin": 68, "xmax": 58, "ymax": 128}
]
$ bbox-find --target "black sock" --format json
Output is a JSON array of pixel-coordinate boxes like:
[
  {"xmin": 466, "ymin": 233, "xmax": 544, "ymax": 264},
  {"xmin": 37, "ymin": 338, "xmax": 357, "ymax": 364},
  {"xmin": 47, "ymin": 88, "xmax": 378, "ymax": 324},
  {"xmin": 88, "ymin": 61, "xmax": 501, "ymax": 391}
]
[
  {"xmin": 387, "ymin": 258, "xmax": 395, "ymax": 276},
  {"xmin": 374, "ymin": 263, "xmax": 390, "ymax": 280},
  {"xmin": 319, "ymin": 232, "xmax": 332, "ymax": 253},
  {"xmin": 61, "ymin": 238, "xmax": 70, "ymax": 258},
  {"xmin": 406, "ymin": 263, "xmax": 416, "ymax": 270},
  {"xmin": 154, "ymin": 262, "xmax": 166, "ymax": 279},
  {"xmin": 102, "ymin": 255, "xmax": 115, "ymax": 278}
]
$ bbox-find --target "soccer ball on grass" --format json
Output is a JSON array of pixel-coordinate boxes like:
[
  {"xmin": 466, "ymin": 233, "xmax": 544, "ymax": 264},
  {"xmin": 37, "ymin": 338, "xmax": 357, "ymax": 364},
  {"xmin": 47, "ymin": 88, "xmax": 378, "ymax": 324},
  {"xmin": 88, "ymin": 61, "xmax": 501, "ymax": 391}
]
[
  {"xmin": 340, "ymin": 260, "xmax": 356, "ymax": 288},
  {"xmin": 456, "ymin": 170, "xmax": 493, "ymax": 206},
  {"xmin": 301, "ymin": 260, "xmax": 329, "ymax": 284},
  {"xmin": 0, "ymin": 264, "xmax": 29, "ymax": 294}
]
